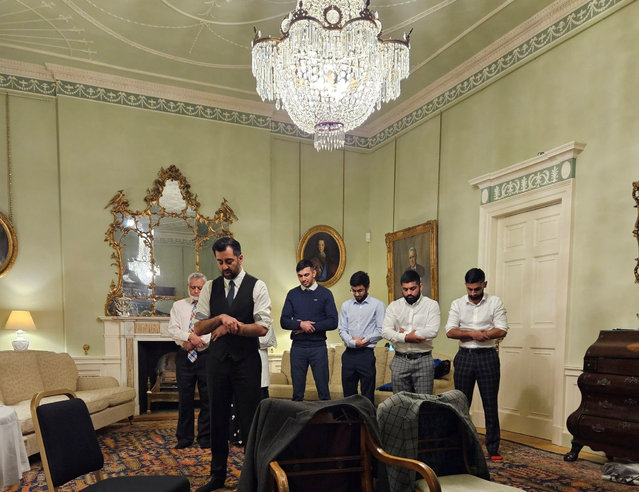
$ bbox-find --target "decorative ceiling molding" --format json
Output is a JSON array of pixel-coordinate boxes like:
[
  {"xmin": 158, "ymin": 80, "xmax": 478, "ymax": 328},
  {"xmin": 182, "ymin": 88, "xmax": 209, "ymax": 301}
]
[
  {"xmin": 358, "ymin": 0, "xmax": 629, "ymax": 148},
  {"xmin": 361, "ymin": 0, "xmax": 590, "ymax": 137},
  {"xmin": 0, "ymin": 0, "xmax": 629, "ymax": 151},
  {"xmin": 45, "ymin": 63, "xmax": 274, "ymax": 117}
]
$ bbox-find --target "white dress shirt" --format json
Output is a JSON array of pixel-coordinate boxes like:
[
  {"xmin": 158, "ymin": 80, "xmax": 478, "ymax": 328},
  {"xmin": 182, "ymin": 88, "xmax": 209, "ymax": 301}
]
[
  {"xmin": 258, "ymin": 316, "xmax": 277, "ymax": 387},
  {"xmin": 168, "ymin": 297, "xmax": 211, "ymax": 350},
  {"xmin": 382, "ymin": 295, "xmax": 440, "ymax": 353},
  {"xmin": 444, "ymin": 293, "xmax": 508, "ymax": 349},
  {"xmin": 194, "ymin": 269, "xmax": 273, "ymax": 341}
]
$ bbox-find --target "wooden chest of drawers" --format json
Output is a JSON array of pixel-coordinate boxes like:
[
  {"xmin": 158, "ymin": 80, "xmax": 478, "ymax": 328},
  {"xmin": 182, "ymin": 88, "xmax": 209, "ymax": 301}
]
[{"xmin": 565, "ymin": 330, "xmax": 639, "ymax": 461}]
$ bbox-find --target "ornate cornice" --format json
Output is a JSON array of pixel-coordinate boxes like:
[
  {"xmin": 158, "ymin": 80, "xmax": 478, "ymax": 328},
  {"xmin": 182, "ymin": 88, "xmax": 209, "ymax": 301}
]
[
  {"xmin": 0, "ymin": 0, "xmax": 629, "ymax": 150},
  {"xmin": 359, "ymin": 0, "xmax": 629, "ymax": 150},
  {"xmin": 469, "ymin": 141, "xmax": 586, "ymax": 204}
]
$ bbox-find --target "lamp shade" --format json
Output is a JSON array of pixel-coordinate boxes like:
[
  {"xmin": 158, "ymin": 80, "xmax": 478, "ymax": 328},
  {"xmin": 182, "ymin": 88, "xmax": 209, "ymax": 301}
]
[{"xmin": 4, "ymin": 310, "xmax": 36, "ymax": 331}]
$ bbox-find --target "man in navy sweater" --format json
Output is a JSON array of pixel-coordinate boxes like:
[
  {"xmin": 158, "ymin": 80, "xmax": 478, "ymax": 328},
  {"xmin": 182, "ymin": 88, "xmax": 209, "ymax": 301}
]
[{"xmin": 280, "ymin": 259, "xmax": 338, "ymax": 401}]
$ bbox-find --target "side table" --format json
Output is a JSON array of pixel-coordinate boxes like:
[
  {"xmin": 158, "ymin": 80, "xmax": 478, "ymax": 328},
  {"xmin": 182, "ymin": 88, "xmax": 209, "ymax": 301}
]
[{"xmin": 0, "ymin": 406, "xmax": 30, "ymax": 488}]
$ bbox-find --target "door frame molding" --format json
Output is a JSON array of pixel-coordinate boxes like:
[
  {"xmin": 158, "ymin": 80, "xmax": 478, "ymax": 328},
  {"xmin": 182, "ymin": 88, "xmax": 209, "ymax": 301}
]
[{"xmin": 470, "ymin": 141, "xmax": 585, "ymax": 444}]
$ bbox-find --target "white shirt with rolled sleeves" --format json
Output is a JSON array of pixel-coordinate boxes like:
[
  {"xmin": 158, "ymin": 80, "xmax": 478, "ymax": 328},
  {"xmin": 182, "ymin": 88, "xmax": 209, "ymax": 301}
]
[
  {"xmin": 168, "ymin": 297, "xmax": 211, "ymax": 350},
  {"xmin": 258, "ymin": 320, "xmax": 277, "ymax": 387},
  {"xmin": 444, "ymin": 293, "xmax": 508, "ymax": 349},
  {"xmin": 381, "ymin": 295, "xmax": 440, "ymax": 353},
  {"xmin": 193, "ymin": 269, "xmax": 273, "ymax": 339}
]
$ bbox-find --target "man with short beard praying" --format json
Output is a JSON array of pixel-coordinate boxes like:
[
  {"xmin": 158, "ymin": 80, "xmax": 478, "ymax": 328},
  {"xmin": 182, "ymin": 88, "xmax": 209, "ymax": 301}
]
[{"xmin": 381, "ymin": 269, "xmax": 440, "ymax": 394}]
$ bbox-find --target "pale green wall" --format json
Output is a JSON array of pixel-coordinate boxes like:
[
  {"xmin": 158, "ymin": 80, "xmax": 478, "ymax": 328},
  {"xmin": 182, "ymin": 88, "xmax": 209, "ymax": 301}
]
[
  {"xmin": 0, "ymin": 94, "xmax": 65, "ymax": 352},
  {"xmin": 1, "ymin": 2, "xmax": 638, "ymax": 363},
  {"xmin": 368, "ymin": 0, "xmax": 639, "ymax": 362}
]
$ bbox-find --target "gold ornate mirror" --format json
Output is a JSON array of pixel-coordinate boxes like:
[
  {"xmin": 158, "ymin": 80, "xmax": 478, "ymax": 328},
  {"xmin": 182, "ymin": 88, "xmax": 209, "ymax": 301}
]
[
  {"xmin": 104, "ymin": 165, "xmax": 237, "ymax": 316},
  {"xmin": 0, "ymin": 211, "xmax": 18, "ymax": 278}
]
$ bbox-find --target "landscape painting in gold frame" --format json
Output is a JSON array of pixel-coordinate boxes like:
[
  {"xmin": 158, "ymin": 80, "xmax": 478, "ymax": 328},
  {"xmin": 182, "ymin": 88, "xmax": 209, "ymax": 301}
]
[{"xmin": 385, "ymin": 220, "xmax": 438, "ymax": 304}]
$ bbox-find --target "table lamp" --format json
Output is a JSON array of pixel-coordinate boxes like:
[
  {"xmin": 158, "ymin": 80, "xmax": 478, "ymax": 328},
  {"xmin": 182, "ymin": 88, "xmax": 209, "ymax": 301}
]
[{"xmin": 4, "ymin": 310, "xmax": 36, "ymax": 351}]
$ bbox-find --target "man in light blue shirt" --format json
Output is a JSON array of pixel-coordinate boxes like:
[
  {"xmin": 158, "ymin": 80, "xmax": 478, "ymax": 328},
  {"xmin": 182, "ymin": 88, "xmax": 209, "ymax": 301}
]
[{"xmin": 338, "ymin": 271, "xmax": 386, "ymax": 403}]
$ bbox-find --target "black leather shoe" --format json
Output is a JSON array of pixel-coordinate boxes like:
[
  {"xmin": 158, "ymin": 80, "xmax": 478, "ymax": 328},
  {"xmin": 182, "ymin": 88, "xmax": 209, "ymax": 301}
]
[
  {"xmin": 195, "ymin": 478, "xmax": 225, "ymax": 491},
  {"xmin": 198, "ymin": 440, "xmax": 211, "ymax": 449},
  {"xmin": 174, "ymin": 440, "xmax": 192, "ymax": 449}
]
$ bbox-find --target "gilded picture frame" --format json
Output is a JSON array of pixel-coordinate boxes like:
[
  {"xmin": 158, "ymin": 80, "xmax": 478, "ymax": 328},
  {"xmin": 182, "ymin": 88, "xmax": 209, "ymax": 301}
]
[
  {"xmin": 296, "ymin": 225, "xmax": 346, "ymax": 288},
  {"xmin": 0, "ymin": 211, "xmax": 18, "ymax": 278},
  {"xmin": 385, "ymin": 220, "xmax": 438, "ymax": 304},
  {"xmin": 633, "ymin": 180, "xmax": 639, "ymax": 284}
]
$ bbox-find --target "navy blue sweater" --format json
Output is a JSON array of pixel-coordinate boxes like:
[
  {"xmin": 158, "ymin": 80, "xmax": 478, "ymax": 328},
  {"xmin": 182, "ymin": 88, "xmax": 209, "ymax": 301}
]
[{"xmin": 280, "ymin": 285, "xmax": 338, "ymax": 346}]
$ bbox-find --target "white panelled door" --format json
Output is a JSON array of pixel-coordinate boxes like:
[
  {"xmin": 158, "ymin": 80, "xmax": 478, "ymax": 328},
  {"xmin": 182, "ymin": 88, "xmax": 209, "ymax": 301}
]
[{"xmin": 495, "ymin": 203, "xmax": 562, "ymax": 439}]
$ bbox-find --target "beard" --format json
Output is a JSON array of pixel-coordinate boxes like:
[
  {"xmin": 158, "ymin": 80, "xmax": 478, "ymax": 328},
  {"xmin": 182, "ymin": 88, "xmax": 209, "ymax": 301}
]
[
  {"xmin": 403, "ymin": 294, "xmax": 419, "ymax": 305},
  {"xmin": 469, "ymin": 293, "xmax": 483, "ymax": 301}
]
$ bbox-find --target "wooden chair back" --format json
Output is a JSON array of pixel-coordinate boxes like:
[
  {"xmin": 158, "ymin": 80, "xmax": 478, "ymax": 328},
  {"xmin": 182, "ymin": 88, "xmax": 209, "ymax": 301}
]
[{"xmin": 268, "ymin": 407, "xmax": 440, "ymax": 492}]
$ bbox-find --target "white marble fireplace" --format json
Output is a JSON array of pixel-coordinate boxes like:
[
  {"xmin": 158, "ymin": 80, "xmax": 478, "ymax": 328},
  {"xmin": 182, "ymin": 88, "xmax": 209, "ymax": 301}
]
[
  {"xmin": 99, "ymin": 316, "xmax": 172, "ymax": 415},
  {"xmin": 94, "ymin": 316, "xmax": 282, "ymax": 415}
]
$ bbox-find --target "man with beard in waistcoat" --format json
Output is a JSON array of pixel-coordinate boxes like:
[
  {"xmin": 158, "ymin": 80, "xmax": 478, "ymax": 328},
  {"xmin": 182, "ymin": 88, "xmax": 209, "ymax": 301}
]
[{"xmin": 193, "ymin": 237, "xmax": 272, "ymax": 492}]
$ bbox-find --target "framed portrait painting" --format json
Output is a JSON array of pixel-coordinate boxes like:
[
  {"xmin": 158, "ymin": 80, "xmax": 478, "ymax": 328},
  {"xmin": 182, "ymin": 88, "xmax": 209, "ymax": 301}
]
[
  {"xmin": 0, "ymin": 212, "xmax": 18, "ymax": 278},
  {"xmin": 297, "ymin": 225, "xmax": 346, "ymax": 288},
  {"xmin": 385, "ymin": 220, "xmax": 438, "ymax": 303}
]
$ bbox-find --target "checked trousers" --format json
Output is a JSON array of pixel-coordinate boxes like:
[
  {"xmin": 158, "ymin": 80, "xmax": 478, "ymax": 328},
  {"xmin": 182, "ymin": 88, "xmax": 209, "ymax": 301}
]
[{"xmin": 453, "ymin": 347, "xmax": 501, "ymax": 456}]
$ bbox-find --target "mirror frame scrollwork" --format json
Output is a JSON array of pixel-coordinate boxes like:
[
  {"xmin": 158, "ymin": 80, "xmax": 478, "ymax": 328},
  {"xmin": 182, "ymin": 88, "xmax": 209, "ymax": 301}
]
[
  {"xmin": 634, "ymin": 180, "xmax": 639, "ymax": 284},
  {"xmin": 104, "ymin": 165, "xmax": 238, "ymax": 316},
  {"xmin": 0, "ymin": 211, "xmax": 18, "ymax": 278}
]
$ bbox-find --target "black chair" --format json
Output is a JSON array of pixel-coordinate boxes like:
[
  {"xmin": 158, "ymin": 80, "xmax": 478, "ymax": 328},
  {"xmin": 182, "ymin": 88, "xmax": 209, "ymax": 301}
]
[{"xmin": 30, "ymin": 389, "xmax": 190, "ymax": 491}]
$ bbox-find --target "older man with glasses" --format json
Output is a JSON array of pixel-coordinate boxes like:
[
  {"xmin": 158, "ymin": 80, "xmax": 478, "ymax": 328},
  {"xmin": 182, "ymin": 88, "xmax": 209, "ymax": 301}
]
[{"xmin": 167, "ymin": 272, "xmax": 210, "ymax": 450}]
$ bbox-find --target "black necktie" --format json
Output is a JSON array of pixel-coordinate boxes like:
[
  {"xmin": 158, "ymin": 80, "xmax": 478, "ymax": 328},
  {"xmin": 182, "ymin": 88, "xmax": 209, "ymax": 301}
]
[{"xmin": 227, "ymin": 280, "xmax": 235, "ymax": 306}]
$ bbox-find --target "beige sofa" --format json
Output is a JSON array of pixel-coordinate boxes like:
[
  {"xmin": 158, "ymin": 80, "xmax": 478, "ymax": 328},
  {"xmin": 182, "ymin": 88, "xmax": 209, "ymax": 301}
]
[
  {"xmin": 0, "ymin": 350, "xmax": 136, "ymax": 456},
  {"xmin": 270, "ymin": 346, "xmax": 454, "ymax": 406}
]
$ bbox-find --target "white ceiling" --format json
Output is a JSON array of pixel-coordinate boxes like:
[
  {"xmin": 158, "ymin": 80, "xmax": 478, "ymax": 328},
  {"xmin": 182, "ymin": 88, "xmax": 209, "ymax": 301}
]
[{"xmin": 0, "ymin": 0, "xmax": 561, "ymax": 129}]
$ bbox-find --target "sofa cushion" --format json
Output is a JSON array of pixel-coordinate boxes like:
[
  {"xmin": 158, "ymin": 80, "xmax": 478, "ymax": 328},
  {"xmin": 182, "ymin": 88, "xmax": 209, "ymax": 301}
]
[
  {"xmin": 281, "ymin": 351, "xmax": 292, "ymax": 381},
  {"xmin": 374, "ymin": 347, "xmax": 389, "ymax": 387},
  {"xmin": 37, "ymin": 351, "xmax": 78, "ymax": 392},
  {"xmin": 0, "ymin": 351, "xmax": 45, "ymax": 405},
  {"xmin": 329, "ymin": 346, "xmax": 346, "ymax": 386},
  {"xmin": 106, "ymin": 386, "xmax": 136, "ymax": 407},
  {"xmin": 330, "ymin": 346, "xmax": 389, "ymax": 389},
  {"xmin": 434, "ymin": 359, "xmax": 451, "ymax": 379}
]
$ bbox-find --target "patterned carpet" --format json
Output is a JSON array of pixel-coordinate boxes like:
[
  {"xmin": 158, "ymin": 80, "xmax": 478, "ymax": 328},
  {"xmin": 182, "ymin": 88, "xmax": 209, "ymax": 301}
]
[{"xmin": 6, "ymin": 418, "xmax": 628, "ymax": 491}]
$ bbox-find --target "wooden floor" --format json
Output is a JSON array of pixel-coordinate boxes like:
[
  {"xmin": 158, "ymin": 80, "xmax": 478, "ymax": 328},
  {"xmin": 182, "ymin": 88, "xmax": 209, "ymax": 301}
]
[{"xmin": 476, "ymin": 427, "xmax": 607, "ymax": 464}]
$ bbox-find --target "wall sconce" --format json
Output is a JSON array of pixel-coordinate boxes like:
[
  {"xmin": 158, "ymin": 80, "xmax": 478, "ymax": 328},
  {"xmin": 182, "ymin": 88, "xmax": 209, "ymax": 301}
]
[{"xmin": 4, "ymin": 310, "xmax": 36, "ymax": 350}]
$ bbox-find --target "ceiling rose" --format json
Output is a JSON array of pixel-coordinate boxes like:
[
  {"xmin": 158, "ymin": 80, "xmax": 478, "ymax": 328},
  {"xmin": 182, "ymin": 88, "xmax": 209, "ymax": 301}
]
[{"xmin": 251, "ymin": 0, "xmax": 411, "ymax": 151}]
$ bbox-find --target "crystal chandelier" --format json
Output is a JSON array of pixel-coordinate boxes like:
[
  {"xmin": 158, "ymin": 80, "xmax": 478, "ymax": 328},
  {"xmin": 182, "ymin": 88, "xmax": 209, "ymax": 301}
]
[{"xmin": 251, "ymin": 1, "xmax": 411, "ymax": 151}]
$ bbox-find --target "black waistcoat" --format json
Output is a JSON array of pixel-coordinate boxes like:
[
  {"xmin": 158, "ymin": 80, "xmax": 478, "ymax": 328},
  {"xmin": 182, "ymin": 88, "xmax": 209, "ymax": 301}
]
[{"xmin": 209, "ymin": 274, "xmax": 259, "ymax": 361}]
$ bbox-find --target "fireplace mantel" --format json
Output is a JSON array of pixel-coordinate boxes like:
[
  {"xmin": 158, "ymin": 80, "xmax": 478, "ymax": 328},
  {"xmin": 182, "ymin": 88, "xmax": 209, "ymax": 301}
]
[
  {"xmin": 98, "ymin": 315, "xmax": 282, "ymax": 415},
  {"xmin": 99, "ymin": 316, "xmax": 173, "ymax": 414}
]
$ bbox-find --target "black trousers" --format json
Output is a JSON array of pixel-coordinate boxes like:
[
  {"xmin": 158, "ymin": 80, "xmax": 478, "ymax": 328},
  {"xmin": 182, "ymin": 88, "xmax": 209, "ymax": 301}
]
[
  {"xmin": 291, "ymin": 344, "xmax": 330, "ymax": 401},
  {"xmin": 341, "ymin": 348, "xmax": 376, "ymax": 404},
  {"xmin": 453, "ymin": 347, "xmax": 501, "ymax": 455},
  {"xmin": 208, "ymin": 350, "xmax": 262, "ymax": 480},
  {"xmin": 175, "ymin": 348, "xmax": 210, "ymax": 445}
]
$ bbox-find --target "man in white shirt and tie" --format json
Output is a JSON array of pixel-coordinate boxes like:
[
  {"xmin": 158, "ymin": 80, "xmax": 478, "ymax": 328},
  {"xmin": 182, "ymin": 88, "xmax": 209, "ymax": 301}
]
[{"xmin": 167, "ymin": 272, "xmax": 210, "ymax": 450}]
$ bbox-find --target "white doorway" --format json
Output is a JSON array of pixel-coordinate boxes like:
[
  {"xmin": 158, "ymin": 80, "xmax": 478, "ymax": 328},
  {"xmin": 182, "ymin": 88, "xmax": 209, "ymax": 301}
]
[
  {"xmin": 471, "ymin": 142, "xmax": 583, "ymax": 444},
  {"xmin": 495, "ymin": 203, "xmax": 562, "ymax": 439}
]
